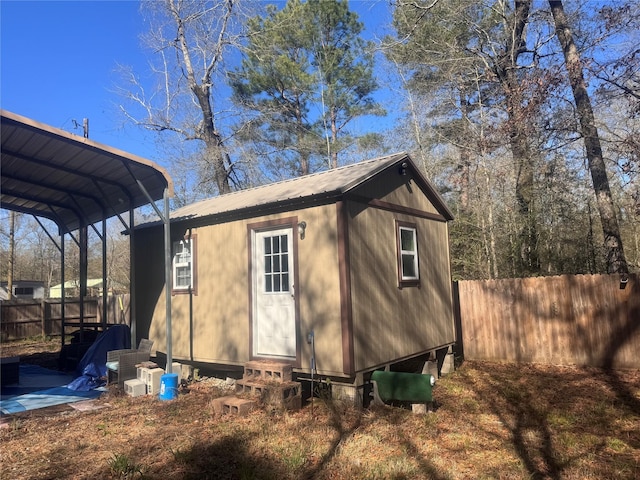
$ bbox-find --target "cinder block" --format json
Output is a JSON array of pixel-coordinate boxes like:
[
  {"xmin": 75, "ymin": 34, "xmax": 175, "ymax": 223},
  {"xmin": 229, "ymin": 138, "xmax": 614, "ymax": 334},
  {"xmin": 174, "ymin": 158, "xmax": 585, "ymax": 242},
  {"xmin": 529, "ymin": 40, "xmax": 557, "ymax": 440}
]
[
  {"xmin": 422, "ymin": 360, "xmax": 439, "ymax": 378},
  {"xmin": 224, "ymin": 397, "xmax": 256, "ymax": 416},
  {"xmin": 441, "ymin": 347, "xmax": 455, "ymax": 376},
  {"xmin": 146, "ymin": 368, "xmax": 164, "ymax": 395},
  {"xmin": 243, "ymin": 360, "xmax": 292, "ymax": 383},
  {"xmin": 212, "ymin": 396, "xmax": 256, "ymax": 416},
  {"xmin": 137, "ymin": 366, "xmax": 164, "ymax": 394},
  {"xmin": 243, "ymin": 366, "xmax": 258, "ymax": 381},
  {"xmin": 181, "ymin": 364, "xmax": 194, "ymax": 380},
  {"xmin": 411, "ymin": 403, "xmax": 434, "ymax": 414},
  {"xmin": 124, "ymin": 379, "xmax": 146, "ymax": 398},
  {"xmin": 235, "ymin": 380, "xmax": 266, "ymax": 397},
  {"xmin": 137, "ymin": 366, "xmax": 149, "ymax": 382},
  {"xmin": 235, "ymin": 379, "xmax": 301, "ymax": 411},
  {"xmin": 284, "ymin": 394, "xmax": 302, "ymax": 412},
  {"xmin": 331, "ymin": 382, "xmax": 363, "ymax": 407},
  {"xmin": 211, "ymin": 395, "xmax": 236, "ymax": 415},
  {"xmin": 168, "ymin": 362, "xmax": 182, "ymax": 376},
  {"xmin": 263, "ymin": 382, "xmax": 301, "ymax": 405}
]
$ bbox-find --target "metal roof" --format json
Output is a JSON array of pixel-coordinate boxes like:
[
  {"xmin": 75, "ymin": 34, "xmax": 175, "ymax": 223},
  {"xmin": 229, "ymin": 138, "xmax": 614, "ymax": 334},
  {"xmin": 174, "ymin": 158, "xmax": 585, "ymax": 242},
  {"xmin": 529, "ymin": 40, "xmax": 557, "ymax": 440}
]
[
  {"xmin": 139, "ymin": 152, "xmax": 452, "ymax": 229},
  {"xmin": 1, "ymin": 110, "xmax": 173, "ymax": 234}
]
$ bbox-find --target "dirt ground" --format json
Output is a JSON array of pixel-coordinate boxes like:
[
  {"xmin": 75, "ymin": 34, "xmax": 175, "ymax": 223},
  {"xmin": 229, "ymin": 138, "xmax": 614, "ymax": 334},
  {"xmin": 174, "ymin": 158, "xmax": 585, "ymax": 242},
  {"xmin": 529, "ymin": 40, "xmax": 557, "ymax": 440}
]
[{"xmin": 1, "ymin": 339, "xmax": 639, "ymax": 479}]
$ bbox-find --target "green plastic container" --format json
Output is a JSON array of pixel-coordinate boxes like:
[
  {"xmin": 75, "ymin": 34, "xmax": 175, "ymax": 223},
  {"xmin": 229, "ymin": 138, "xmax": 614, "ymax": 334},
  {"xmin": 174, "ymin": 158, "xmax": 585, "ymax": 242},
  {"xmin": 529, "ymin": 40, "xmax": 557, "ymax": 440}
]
[{"xmin": 371, "ymin": 370, "xmax": 435, "ymax": 403}]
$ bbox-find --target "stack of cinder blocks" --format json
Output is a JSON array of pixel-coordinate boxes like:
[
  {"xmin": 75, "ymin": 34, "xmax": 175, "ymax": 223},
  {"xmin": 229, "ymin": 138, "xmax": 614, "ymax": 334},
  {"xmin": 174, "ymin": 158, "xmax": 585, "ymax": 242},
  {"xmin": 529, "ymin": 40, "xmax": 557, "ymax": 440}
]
[{"xmin": 212, "ymin": 360, "xmax": 302, "ymax": 416}]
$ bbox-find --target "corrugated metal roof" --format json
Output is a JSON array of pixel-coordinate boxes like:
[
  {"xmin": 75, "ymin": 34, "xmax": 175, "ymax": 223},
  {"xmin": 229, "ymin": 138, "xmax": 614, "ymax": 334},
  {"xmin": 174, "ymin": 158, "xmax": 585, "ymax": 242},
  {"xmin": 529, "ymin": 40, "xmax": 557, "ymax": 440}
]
[
  {"xmin": 1, "ymin": 110, "xmax": 173, "ymax": 233},
  {"xmin": 139, "ymin": 152, "xmax": 452, "ymax": 228}
]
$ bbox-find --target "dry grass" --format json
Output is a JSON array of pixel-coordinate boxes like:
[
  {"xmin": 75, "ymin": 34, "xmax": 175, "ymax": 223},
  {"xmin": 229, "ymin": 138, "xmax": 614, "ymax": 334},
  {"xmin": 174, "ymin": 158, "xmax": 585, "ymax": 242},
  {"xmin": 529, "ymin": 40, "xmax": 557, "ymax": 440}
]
[{"xmin": 1, "ymin": 339, "xmax": 639, "ymax": 479}]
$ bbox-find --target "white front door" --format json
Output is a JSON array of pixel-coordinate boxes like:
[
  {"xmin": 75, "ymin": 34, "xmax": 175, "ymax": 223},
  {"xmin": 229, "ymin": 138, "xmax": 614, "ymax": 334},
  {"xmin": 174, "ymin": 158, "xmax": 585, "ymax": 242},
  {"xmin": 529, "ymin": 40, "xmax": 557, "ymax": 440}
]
[{"xmin": 252, "ymin": 228, "xmax": 296, "ymax": 359}]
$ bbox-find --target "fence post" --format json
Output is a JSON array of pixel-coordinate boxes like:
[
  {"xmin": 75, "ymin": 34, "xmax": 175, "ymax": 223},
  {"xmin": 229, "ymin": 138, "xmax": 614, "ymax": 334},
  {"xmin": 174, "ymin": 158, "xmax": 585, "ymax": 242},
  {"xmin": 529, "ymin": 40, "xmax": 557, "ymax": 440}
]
[{"xmin": 41, "ymin": 299, "xmax": 45, "ymax": 338}]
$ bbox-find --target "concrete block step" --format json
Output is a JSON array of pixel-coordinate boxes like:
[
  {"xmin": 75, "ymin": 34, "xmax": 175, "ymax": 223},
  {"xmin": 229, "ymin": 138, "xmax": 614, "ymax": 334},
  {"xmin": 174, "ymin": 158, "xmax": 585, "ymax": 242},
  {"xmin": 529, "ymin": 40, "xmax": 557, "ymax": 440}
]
[
  {"xmin": 243, "ymin": 360, "xmax": 292, "ymax": 383},
  {"xmin": 211, "ymin": 395, "xmax": 256, "ymax": 417},
  {"xmin": 236, "ymin": 380, "xmax": 302, "ymax": 412},
  {"xmin": 236, "ymin": 379, "xmax": 300, "ymax": 398},
  {"xmin": 236, "ymin": 380, "xmax": 268, "ymax": 397}
]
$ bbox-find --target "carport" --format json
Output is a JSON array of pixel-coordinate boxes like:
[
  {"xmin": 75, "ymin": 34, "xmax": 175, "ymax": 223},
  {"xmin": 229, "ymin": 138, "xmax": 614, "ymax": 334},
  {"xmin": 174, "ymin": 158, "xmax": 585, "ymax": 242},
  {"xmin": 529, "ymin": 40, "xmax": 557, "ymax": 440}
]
[{"xmin": 1, "ymin": 110, "xmax": 175, "ymax": 366}]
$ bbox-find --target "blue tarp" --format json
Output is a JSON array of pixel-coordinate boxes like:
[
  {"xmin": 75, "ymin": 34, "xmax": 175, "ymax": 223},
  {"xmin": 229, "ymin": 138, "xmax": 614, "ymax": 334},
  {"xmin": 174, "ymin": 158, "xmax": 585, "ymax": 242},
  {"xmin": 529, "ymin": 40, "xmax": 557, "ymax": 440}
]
[
  {"xmin": 1, "ymin": 364, "xmax": 103, "ymax": 415},
  {"xmin": 1, "ymin": 384, "xmax": 102, "ymax": 414},
  {"xmin": 68, "ymin": 324, "xmax": 131, "ymax": 391},
  {"xmin": 1, "ymin": 364, "xmax": 74, "ymax": 399}
]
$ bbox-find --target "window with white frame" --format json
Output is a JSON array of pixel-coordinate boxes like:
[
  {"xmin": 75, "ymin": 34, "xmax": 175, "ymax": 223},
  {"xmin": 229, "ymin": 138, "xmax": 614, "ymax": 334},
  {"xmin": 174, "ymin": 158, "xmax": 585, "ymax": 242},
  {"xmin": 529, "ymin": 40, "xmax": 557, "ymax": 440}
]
[
  {"xmin": 172, "ymin": 236, "xmax": 196, "ymax": 294},
  {"xmin": 396, "ymin": 221, "xmax": 420, "ymax": 286}
]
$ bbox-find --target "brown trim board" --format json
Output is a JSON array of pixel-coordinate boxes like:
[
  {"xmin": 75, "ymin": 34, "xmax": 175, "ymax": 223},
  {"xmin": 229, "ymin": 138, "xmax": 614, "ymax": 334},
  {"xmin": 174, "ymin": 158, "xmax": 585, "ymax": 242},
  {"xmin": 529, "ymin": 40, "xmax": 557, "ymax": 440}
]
[
  {"xmin": 347, "ymin": 194, "xmax": 448, "ymax": 222},
  {"xmin": 336, "ymin": 201, "xmax": 355, "ymax": 376}
]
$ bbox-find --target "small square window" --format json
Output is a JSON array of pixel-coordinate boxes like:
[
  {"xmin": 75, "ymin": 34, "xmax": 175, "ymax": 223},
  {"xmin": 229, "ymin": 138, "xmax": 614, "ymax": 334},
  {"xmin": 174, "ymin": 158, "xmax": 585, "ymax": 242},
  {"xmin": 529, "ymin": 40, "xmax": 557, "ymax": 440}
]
[
  {"xmin": 172, "ymin": 236, "xmax": 197, "ymax": 295},
  {"xmin": 262, "ymin": 232, "xmax": 290, "ymax": 293},
  {"xmin": 396, "ymin": 221, "xmax": 420, "ymax": 287}
]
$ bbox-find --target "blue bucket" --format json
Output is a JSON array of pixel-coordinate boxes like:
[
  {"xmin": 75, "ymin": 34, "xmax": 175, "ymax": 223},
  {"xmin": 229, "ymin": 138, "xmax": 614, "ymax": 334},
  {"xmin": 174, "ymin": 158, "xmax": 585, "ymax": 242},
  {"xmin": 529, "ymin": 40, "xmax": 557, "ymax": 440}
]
[{"xmin": 159, "ymin": 373, "xmax": 179, "ymax": 401}]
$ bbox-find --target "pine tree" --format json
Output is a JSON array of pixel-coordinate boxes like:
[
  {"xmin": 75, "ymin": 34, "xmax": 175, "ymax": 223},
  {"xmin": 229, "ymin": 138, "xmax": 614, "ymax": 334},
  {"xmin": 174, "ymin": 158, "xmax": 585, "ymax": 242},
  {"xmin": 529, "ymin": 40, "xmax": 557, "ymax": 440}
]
[{"xmin": 231, "ymin": 0, "xmax": 384, "ymax": 176}]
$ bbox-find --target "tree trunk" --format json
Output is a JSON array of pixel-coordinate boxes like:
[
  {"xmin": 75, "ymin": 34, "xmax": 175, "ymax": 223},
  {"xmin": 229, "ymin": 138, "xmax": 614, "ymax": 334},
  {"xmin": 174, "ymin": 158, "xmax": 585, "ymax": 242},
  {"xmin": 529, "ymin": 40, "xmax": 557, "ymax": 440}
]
[
  {"xmin": 295, "ymin": 100, "xmax": 310, "ymax": 176},
  {"xmin": 330, "ymin": 106, "xmax": 338, "ymax": 169},
  {"xmin": 171, "ymin": 0, "xmax": 231, "ymax": 195},
  {"xmin": 549, "ymin": 0, "xmax": 628, "ymax": 274},
  {"xmin": 190, "ymin": 79, "xmax": 229, "ymax": 194},
  {"xmin": 191, "ymin": 86, "xmax": 231, "ymax": 194},
  {"xmin": 493, "ymin": 0, "xmax": 540, "ymax": 275},
  {"xmin": 457, "ymin": 89, "xmax": 472, "ymax": 210}
]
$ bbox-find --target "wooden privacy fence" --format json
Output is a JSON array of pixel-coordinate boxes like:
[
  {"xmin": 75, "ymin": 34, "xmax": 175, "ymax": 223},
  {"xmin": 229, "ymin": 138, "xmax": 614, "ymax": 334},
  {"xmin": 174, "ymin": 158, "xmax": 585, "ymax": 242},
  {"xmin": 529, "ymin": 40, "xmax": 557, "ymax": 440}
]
[
  {"xmin": 0, "ymin": 294, "xmax": 130, "ymax": 341},
  {"xmin": 456, "ymin": 274, "xmax": 640, "ymax": 369}
]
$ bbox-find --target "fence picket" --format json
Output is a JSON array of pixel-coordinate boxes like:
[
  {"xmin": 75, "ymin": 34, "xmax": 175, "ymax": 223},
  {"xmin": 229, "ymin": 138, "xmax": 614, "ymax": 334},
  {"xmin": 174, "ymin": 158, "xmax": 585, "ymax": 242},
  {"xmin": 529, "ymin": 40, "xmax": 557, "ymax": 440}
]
[
  {"xmin": 1, "ymin": 295, "xmax": 130, "ymax": 341},
  {"xmin": 457, "ymin": 274, "xmax": 640, "ymax": 369}
]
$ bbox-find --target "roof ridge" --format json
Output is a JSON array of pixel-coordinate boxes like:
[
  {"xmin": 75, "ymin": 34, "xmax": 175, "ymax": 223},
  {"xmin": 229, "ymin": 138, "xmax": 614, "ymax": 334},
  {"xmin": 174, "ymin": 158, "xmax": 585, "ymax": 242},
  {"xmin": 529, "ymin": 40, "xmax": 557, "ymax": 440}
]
[{"xmin": 172, "ymin": 152, "xmax": 406, "ymax": 213}]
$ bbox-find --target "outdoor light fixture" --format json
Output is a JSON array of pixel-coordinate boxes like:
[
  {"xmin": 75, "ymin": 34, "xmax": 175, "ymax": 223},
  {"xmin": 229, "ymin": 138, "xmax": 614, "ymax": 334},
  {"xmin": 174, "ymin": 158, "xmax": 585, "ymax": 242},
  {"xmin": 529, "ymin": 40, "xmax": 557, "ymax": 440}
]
[
  {"xmin": 620, "ymin": 274, "xmax": 628, "ymax": 290},
  {"xmin": 298, "ymin": 221, "xmax": 307, "ymax": 240},
  {"xmin": 399, "ymin": 162, "xmax": 408, "ymax": 176}
]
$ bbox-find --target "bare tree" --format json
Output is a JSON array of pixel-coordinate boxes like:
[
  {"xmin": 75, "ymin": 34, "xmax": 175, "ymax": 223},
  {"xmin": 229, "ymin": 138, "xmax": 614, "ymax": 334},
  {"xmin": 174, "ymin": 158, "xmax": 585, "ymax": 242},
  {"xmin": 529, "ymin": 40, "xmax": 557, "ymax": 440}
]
[
  {"xmin": 549, "ymin": 0, "xmax": 628, "ymax": 274},
  {"xmin": 388, "ymin": 0, "xmax": 544, "ymax": 276},
  {"xmin": 118, "ymin": 0, "xmax": 249, "ymax": 197}
]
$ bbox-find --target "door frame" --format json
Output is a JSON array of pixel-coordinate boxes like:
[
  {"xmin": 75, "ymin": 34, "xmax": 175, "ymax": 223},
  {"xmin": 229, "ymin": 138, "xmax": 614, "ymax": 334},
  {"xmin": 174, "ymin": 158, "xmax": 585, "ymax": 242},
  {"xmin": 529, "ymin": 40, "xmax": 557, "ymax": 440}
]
[{"xmin": 247, "ymin": 216, "xmax": 301, "ymax": 365}]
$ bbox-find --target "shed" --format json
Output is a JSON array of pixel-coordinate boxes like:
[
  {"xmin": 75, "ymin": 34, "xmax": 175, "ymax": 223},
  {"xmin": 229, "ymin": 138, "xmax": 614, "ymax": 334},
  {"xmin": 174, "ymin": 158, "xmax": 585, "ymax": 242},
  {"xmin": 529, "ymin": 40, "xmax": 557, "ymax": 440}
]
[
  {"xmin": 0, "ymin": 281, "xmax": 45, "ymax": 301},
  {"xmin": 48, "ymin": 278, "xmax": 127, "ymax": 298},
  {"xmin": 134, "ymin": 153, "xmax": 456, "ymax": 389}
]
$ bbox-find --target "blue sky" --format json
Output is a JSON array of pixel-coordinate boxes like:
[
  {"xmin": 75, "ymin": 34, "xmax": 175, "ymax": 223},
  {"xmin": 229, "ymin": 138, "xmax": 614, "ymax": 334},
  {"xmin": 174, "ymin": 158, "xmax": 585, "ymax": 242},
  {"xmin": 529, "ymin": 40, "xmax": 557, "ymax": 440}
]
[
  {"xmin": 1, "ymin": 1, "xmax": 159, "ymax": 160},
  {"xmin": 1, "ymin": 1, "xmax": 395, "ymax": 169}
]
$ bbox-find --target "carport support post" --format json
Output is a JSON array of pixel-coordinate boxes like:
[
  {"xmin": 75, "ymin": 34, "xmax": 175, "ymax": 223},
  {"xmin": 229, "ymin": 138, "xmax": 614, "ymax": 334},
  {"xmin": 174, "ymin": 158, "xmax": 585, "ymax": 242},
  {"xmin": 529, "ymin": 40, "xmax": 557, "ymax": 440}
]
[
  {"xmin": 163, "ymin": 189, "xmax": 173, "ymax": 372},
  {"xmin": 79, "ymin": 225, "xmax": 88, "ymax": 343},
  {"xmin": 136, "ymin": 181, "xmax": 173, "ymax": 373},
  {"xmin": 60, "ymin": 231, "xmax": 65, "ymax": 347},
  {"xmin": 129, "ymin": 208, "xmax": 136, "ymax": 344},
  {"xmin": 101, "ymin": 217, "xmax": 107, "ymax": 327}
]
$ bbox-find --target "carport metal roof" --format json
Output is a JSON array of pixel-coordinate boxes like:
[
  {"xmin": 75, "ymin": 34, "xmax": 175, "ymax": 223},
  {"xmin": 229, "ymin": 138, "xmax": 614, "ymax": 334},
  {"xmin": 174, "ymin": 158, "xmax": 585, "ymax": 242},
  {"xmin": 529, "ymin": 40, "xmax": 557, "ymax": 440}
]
[
  {"xmin": 1, "ymin": 110, "xmax": 175, "ymax": 364},
  {"xmin": 1, "ymin": 109, "xmax": 173, "ymax": 234}
]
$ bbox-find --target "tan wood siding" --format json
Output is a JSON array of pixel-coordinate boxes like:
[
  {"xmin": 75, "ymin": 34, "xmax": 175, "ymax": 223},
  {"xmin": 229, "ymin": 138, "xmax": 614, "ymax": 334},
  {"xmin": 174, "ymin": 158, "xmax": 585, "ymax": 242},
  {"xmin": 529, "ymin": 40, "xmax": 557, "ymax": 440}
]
[
  {"xmin": 352, "ymin": 169, "xmax": 441, "ymax": 217},
  {"xmin": 134, "ymin": 227, "xmax": 166, "ymax": 351},
  {"xmin": 347, "ymin": 201, "xmax": 455, "ymax": 372},
  {"xmin": 142, "ymin": 222, "xmax": 250, "ymax": 364},
  {"xmin": 140, "ymin": 205, "xmax": 345, "ymax": 373},
  {"xmin": 295, "ymin": 206, "xmax": 344, "ymax": 375}
]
